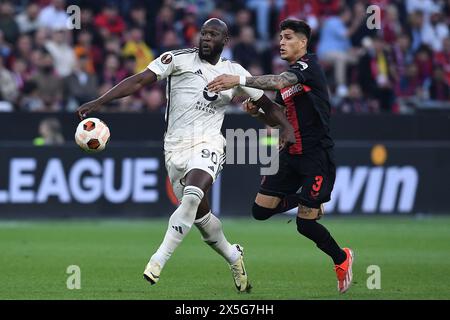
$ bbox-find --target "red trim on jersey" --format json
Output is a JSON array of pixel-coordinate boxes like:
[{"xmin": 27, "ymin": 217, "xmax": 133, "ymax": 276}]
[
  {"xmin": 284, "ymin": 95, "xmax": 302, "ymax": 154},
  {"xmin": 303, "ymin": 85, "xmax": 312, "ymax": 92}
]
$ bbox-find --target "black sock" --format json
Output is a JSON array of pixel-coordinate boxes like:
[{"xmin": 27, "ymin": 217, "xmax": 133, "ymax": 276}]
[{"xmin": 296, "ymin": 217, "xmax": 347, "ymax": 265}]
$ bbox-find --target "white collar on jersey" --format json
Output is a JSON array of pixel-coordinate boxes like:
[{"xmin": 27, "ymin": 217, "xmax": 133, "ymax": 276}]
[{"xmin": 199, "ymin": 55, "xmax": 225, "ymax": 67}]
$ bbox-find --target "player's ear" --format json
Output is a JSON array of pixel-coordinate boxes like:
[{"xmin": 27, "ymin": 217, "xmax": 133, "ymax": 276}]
[{"xmin": 223, "ymin": 34, "xmax": 229, "ymax": 46}]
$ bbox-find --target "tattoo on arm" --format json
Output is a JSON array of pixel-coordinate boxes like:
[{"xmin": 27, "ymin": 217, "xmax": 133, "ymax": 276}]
[{"xmin": 245, "ymin": 72, "xmax": 298, "ymax": 90}]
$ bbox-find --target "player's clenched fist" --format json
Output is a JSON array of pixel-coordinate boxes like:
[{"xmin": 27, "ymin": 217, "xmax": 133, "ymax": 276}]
[{"xmin": 242, "ymin": 98, "xmax": 259, "ymax": 116}]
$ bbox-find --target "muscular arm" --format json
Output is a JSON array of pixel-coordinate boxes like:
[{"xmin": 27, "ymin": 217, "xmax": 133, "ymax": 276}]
[
  {"xmin": 207, "ymin": 71, "xmax": 298, "ymax": 93},
  {"xmin": 252, "ymin": 95, "xmax": 287, "ymax": 127},
  {"xmin": 77, "ymin": 69, "xmax": 157, "ymax": 118},
  {"xmin": 245, "ymin": 72, "xmax": 298, "ymax": 90},
  {"xmin": 97, "ymin": 69, "xmax": 157, "ymax": 104},
  {"xmin": 250, "ymin": 95, "xmax": 296, "ymax": 146}
]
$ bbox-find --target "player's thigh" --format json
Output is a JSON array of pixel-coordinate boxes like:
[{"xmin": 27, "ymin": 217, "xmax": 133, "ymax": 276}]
[
  {"xmin": 255, "ymin": 193, "xmax": 283, "ymax": 209},
  {"xmin": 165, "ymin": 151, "xmax": 186, "ymax": 201},
  {"xmin": 297, "ymin": 148, "xmax": 336, "ymax": 219},
  {"xmin": 184, "ymin": 142, "xmax": 225, "ymax": 190},
  {"xmin": 257, "ymin": 151, "xmax": 302, "ymax": 209}
]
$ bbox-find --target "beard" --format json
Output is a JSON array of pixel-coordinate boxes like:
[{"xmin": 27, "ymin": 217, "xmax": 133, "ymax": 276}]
[{"xmin": 199, "ymin": 40, "xmax": 223, "ymax": 60}]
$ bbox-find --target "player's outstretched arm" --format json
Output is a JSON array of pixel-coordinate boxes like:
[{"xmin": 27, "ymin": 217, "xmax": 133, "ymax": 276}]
[
  {"xmin": 208, "ymin": 72, "xmax": 298, "ymax": 92},
  {"xmin": 77, "ymin": 69, "xmax": 157, "ymax": 119}
]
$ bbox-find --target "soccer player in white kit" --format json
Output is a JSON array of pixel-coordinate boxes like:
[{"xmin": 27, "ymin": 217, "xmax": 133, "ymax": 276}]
[{"xmin": 77, "ymin": 18, "xmax": 295, "ymax": 292}]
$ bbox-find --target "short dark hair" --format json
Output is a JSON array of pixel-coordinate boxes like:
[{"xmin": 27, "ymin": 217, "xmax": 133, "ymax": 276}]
[{"xmin": 280, "ymin": 19, "xmax": 311, "ymax": 42}]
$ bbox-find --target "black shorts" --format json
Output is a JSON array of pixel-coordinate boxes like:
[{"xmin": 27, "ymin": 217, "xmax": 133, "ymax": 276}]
[{"xmin": 259, "ymin": 147, "xmax": 336, "ymax": 209}]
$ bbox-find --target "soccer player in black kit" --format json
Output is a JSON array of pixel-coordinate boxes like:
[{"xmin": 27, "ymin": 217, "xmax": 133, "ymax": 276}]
[{"xmin": 208, "ymin": 19, "xmax": 354, "ymax": 293}]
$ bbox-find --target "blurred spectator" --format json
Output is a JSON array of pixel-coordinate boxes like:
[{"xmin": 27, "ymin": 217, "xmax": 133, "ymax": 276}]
[
  {"xmin": 0, "ymin": 0, "xmax": 448, "ymax": 114},
  {"xmin": 349, "ymin": 1, "xmax": 377, "ymax": 48},
  {"xmin": 428, "ymin": 66, "xmax": 450, "ymax": 101},
  {"xmin": 33, "ymin": 28, "xmax": 49, "ymax": 50},
  {"xmin": 143, "ymin": 87, "xmax": 165, "ymax": 113},
  {"xmin": 317, "ymin": 7, "xmax": 358, "ymax": 96},
  {"xmin": 232, "ymin": 26, "xmax": 259, "ymax": 69},
  {"xmin": 392, "ymin": 34, "xmax": 415, "ymax": 94},
  {"xmin": 398, "ymin": 63, "xmax": 422, "ymax": 98},
  {"xmin": 63, "ymin": 55, "xmax": 99, "ymax": 110},
  {"xmin": 229, "ymin": 8, "xmax": 252, "ymax": 39},
  {"xmin": 421, "ymin": 12, "xmax": 449, "ymax": 52},
  {"xmin": 116, "ymin": 95, "xmax": 143, "ymax": 112},
  {"xmin": 128, "ymin": 5, "xmax": 152, "ymax": 46},
  {"xmin": 38, "ymin": 0, "xmax": 69, "ymax": 31},
  {"xmin": 31, "ymin": 50, "xmax": 63, "ymax": 111},
  {"xmin": 100, "ymin": 53, "xmax": 127, "ymax": 88},
  {"xmin": 0, "ymin": 55, "xmax": 18, "ymax": 103},
  {"xmin": 44, "ymin": 29, "xmax": 76, "ymax": 77},
  {"xmin": 15, "ymin": 34, "xmax": 33, "ymax": 61},
  {"xmin": 358, "ymin": 37, "xmax": 396, "ymax": 112},
  {"xmin": 246, "ymin": 0, "xmax": 284, "ymax": 41},
  {"xmin": 73, "ymin": 29, "xmax": 102, "ymax": 74},
  {"xmin": 159, "ymin": 29, "xmax": 182, "ymax": 53},
  {"xmin": 408, "ymin": 10, "xmax": 425, "ymax": 53},
  {"xmin": 104, "ymin": 36, "xmax": 122, "ymax": 56},
  {"xmin": 155, "ymin": 6, "xmax": 175, "ymax": 46},
  {"xmin": 381, "ymin": 4, "xmax": 403, "ymax": 45},
  {"xmin": 434, "ymin": 37, "xmax": 450, "ymax": 85},
  {"xmin": 0, "ymin": 1, "xmax": 20, "ymax": 44},
  {"xmin": 123, "ymin": 55, "xmax": 137, "ymax": 78},
  {"xmin": 336, "ymin": 83, "xmax": 377, "ymax": 113},
  {"xmin": 73, "ymin": 8, "xmax": 102, "ymax": 49},
  {"xmin": 15, "ymin": 1, "xmax": 41, "ymax": 34},
  {"xmin": 11, "ymin": 58, "xmax": 29, "ymax": 91},
  {"xmin": 19, "ymin": 80, "xmax": 45, "ymax": 111},
  {"xmin": 406, "ymin": 0, "xmax": 441, "ymax": 17},
  {"xmin": 122, "ymin": 27, "xmax": 155, "ymax": 73},
  {"xmin": 0, "ymin": 30, "xmax": 12, "ymax": 60},
  {"xmin": 94, "ymin": 4, "xmax": 126, "ymax": 39},
  {"xmin": 414, "ymin": 45, "xmax": 434, "ymax": 84},
  {"xmin": 34, "ymin": 117, "xmax": 65, "ymax": 146},
  {"xmin": 180, "ymin": 7, "xmax": 199, "ymax": 46}
]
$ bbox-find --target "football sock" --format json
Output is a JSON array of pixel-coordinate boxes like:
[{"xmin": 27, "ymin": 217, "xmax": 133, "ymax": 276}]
[
  {"xmin": 194, "ymin": 211, "xmax": 241, "ymax": 264},
  {"xmin": 150, "ymin": 186, "xmax": 204, "ymax": 268},
  {"xmin": 296, "ymin": 217, "xmax": 347, "ymax": 265}
]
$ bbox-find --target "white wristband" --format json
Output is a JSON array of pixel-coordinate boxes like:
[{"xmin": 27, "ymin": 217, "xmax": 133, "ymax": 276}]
[{"xmin": 239, "ymin": 76, "xmax": 247, "ymax": 86}]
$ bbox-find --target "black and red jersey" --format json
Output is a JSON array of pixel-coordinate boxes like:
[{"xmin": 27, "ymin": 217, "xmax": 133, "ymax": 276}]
[{"xmin": 275, "ymin": 53, "xmax": 334, "ymax": 155}]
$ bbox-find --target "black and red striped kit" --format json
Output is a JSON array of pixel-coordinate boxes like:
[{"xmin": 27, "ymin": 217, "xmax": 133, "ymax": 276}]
[{"xmin": 259, "ymin": 53, "xmax": 336, "ymax": 209}]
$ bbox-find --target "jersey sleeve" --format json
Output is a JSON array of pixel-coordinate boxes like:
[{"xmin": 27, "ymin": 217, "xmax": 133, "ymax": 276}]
[
  {"xmin": 147, "ymin": 51, "xmax": 177, "ymax": 80},
  {"xmin": 232, "ymin": 64, "xmax": 264, "ymax": 101},
  {"xmin": 286, "ymin": 60, "xmax": 313, "ymax": 84}
]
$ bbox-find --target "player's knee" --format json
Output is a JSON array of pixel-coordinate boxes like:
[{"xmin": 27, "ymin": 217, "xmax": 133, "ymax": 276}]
[
  {"xmin": 252, "ymin": 203, "xmax": 276, "ymax": 220},
  {"xmin": 181, "ymin": 186, "xmax": 204, "ymax": 210}
]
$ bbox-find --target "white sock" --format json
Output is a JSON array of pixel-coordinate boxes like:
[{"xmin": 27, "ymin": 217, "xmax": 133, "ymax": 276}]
[
  {"xmin": 150, "ymin": 186, "xmax": 204, "ymax": 268},
  {"xmin": 194, "ymin": 211, "xmax": 241, "ymax": 264}
]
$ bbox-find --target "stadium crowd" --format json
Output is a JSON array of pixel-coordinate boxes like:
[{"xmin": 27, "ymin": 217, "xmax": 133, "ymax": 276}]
[{"xmin": 0, "ymin": 0, "xmax": 449, "ymax": 114}]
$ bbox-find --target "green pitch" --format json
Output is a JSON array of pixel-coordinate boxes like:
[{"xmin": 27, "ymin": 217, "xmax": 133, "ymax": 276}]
[{"xmin": 1, "ymin": 216, "xmax": 449, "ymax": 300}]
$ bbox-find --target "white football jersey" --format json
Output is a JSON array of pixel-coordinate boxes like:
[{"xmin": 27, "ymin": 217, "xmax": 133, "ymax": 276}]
[{"xmin": 147, "ymin": 48, "xmax": 264, "ymax": 151}]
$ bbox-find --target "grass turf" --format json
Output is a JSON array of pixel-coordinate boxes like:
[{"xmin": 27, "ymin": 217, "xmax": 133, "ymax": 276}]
[{"xmin": 0, "ymin": 216, "xmax": 449, "ymax": 300}]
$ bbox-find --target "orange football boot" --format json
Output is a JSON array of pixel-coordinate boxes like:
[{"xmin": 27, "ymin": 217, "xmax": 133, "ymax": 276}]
[{"xmin": 334, "ymin": 248, "xmax": 354, "ymax": 293}]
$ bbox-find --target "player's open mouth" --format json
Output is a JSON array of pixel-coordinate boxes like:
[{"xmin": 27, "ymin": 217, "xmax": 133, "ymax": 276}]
[{"xmin": 280, "ymin": 49, "xmax": 286, "ymax": 54}]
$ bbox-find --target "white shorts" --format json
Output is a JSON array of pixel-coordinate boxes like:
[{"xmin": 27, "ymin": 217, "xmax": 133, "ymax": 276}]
[{"xmin": 165, "ymin": 140, "xmax": 225, "ymax": 200}]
